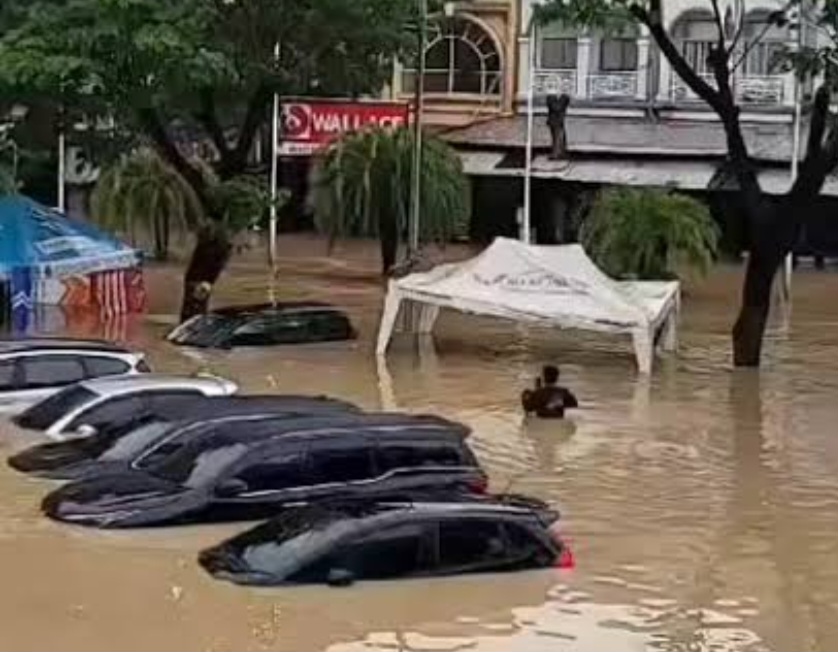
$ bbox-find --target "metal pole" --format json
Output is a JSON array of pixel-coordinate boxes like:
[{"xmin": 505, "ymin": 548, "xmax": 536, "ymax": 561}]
[
  {"xmin": 784, "ymin": 16, "xmax": 804, "ymax": 301},
  {"xmin": 409, "ymin": 0, "xmax": 427, "ymax": 258},
  {"xmin": 522, "ymin": 13, "xmax": 537, "ymax": 244},
  {"xmin": 57, "ymin": 128, "xmax": 66, "ymax": 213},
  {"xmin": 269, "ymin": 41, "xmax": 281, "ymax": 271}
]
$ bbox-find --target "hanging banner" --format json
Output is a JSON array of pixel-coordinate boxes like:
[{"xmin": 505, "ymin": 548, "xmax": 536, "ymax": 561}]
[{"xmin": 278, "ymin": 99, "xmax": 410, "ymax": 156}]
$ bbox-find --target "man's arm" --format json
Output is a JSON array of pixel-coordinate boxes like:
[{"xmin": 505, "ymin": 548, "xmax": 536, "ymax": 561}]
[{"xmin": 563, "ymin": 389, "xmax": 579, "ymax": 409}]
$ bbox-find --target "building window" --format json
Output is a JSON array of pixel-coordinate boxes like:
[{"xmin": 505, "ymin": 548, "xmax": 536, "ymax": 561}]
[
  {"xmin": 741, "ymin": 13, "xmax": 788, "ymax": 76},
  {"xmin": 539, "ymin": 22, "xmax": 578, "ymax": 70},
  {"xmin": 672, "ymin": 12, "xmax": 717, "ymax": 74},
  {"xmin": 599, "ymin": 38, "xmax": 638, "ymax": 72},
  {"xmin": 402, "ymin": 16, "xmax": 501, "ymax": 96}
]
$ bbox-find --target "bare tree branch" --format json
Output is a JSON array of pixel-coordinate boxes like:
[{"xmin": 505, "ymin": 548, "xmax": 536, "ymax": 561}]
[
  {"xmin": 791, "ymin": 85, "xmax": 834, "ymax": 200},
  {"xmin": 710, "ymin": 0, "xmax": 727, "ymax": 50},
  {"xmin": 227, "ymin": 81, "xmax": 273, "ymax": 178},
  {"xmin": 630, "ymin": 0, "xmax": 722, "ymax": 111},
  {"xmin": 136, "ymin": 106, "xmax": 208, "ymax": 219}
]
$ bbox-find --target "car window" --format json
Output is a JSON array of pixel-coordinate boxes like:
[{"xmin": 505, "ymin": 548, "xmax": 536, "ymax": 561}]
[
  {"xmin": 230, "ymin": 445, "xmax": 308, "ymax": 493},
  {"xmin": 83, "ymin": 356, "xmax": 131, "ymax": 378},
  {"xmin": 67, "ymin": 395, "xmax": 147, "ymax": 431},
  {"xmin": 377, "ymin": 439, "xmax": 464, "ymax": 473},
  {"xmin": 0, "ymin": 360, "xmax": 17, "ymax": 390},
  {"xmin": 16, "ymin": 386, "xmax": 98, "ymax": 429},
  {"xmin": 21, "ymin": 355, "xmax": 86, "ymax": 389},
  {"xmin": 503, "ymin": 522, "xmax": 554, "ymax": 567},
  {"xmin": 230, "ymin": 317, "xmax": 274, "ymax": 346},
  {"xmin": 143, "ymin": 391, "xmax": 203, "ymax": 411},
  {"xmin": 308, "ymin": 438, "xmax": 375, "ymax": 484},
  {"xmin": 310, "ymin": 312, "xmax": 352, "ymax": 339},
  {"xmin": 99, "ymin": 421, "xmax": 176, "ymax": 462},
  {"xmin": 437, "ymin": 519, "xmax": 508, "ymax": 570},
  {"xmin": 330, "ymin": 523, "xmax": 431, "ymax": 581},
  {"xmin": 149, "ymin": 440, "xmax": 250, "ymax": 487}
]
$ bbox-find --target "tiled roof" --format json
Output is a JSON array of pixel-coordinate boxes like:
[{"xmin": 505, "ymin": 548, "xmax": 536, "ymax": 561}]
[{"xmin": 441, "ymin": 115, "xmax": 799, "ymax": 163}]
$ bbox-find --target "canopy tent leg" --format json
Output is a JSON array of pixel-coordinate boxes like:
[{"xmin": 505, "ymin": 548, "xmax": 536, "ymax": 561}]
[
  {"xmin": 632, "ymin": 328, "xmax": 654, "ymax": 375},
  {"xmin": 375, "ymin": 284, "xmax": 403, "ymax": 355},
  {"xmin": 416, "ymin": 304, "xmax": 440, "ymax": 334}
]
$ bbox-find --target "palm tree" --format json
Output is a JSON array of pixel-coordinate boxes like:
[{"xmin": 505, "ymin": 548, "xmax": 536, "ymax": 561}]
[
  {"xmin": 91, "ymin": 148, "xmax": 203, "ymax": 260},
  {"xmin": 581, "ymin": 187, "xmax": 719, "ymax": 280},
  {"xmin": 314, "ymin": 126, "xmax": 470, "ymax": 273}
]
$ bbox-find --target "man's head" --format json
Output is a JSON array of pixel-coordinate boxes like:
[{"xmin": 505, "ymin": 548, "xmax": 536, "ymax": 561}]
[{"xmin": 542, "ymin": 365, "xmax": 559, "ymax": 385}]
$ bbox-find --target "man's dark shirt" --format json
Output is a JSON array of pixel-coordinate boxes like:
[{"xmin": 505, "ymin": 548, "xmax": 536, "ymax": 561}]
[{"xmin": 521, "ymin": 386, "xmax": 578, "ymax": 419}]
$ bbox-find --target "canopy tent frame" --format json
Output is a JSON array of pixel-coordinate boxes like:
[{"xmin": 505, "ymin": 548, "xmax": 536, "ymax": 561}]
[{"xmin": 376, "ymin": 239, "xmax": 680, "ymax": 374}]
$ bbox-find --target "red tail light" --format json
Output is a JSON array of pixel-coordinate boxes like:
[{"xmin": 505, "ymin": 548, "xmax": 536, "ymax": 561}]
[
  {"xmin": 466, "ymin": 475, "xmax": 488, "ymax": 494},
  {"xmin": 556, "ymin": 543, "xmax": 575, "ymax": 569}
]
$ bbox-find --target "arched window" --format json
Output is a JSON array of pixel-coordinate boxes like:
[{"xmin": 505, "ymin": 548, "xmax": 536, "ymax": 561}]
[
  {"xmin": 741, "ymin": 11, "xmax": 789, "ymax": 76},
  {"xmin": 672, "ymin": 10, "xmax": 717, "ymax": 74},
  {"xmin": 403, "ymin": 17, "xmax": 502, "ymax": 96}
]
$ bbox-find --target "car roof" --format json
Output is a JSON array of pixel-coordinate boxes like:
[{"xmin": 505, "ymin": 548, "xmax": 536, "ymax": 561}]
[
  {"xmin": 208, "ymin": 302, "xmax": 340, "ymax": 318},
  {"xmin": 78, "ymin": 373, "xmax": 233, "ymax": 394},
  {"xmin": 0, "ymin": 338, "xmax": 131, "ymax": 354},
  {"xmin": 158, "ymin": 395, "xmax": 360, "ymax": 419}
]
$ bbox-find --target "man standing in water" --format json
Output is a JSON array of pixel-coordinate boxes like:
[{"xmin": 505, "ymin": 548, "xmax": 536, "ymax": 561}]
[{"xmin": 521, "ymin": 365, "xmax": 578, "ymax": 418}]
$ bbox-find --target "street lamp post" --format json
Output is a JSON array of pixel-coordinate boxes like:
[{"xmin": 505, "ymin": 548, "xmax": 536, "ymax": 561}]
[
  {"xmin": 409, "ymin": 0, "xmax": 456, "ymax": 260},
  {"xmin": 522, "ymin": 0, "xmax": 545, "ymax": 244}
]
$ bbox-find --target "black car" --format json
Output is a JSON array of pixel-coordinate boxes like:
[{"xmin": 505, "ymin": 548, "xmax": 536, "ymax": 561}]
[
  {"xmin": 167, "ymin": 302, "xmax": 356, "ymax": 349},
  {"xmin": 42, "ymin": 414, "xmax": 484, "ymax": 528},
  {"xmin": 8, "ymin": 395, "xmax": 362, "ymax": 479},
  {"xmin": 199, "ymin": 496, "xmax": 574, "ymax": 587}
]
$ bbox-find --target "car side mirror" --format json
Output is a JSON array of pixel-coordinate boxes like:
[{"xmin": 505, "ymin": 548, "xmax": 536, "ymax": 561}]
[
  {"xmin": 74, "ymin": 424, "xmax": 98, "ymax": 439},
  {"xmin": 327, "ymin": 568, "xmax": 355, "ymax": 588},
  {"xmin": 214, "ymin": 478, "xmax": 248, "ymax": 498}
]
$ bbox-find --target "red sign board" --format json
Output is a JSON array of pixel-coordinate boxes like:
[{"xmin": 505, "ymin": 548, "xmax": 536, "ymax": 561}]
[{"xmin": 278, "ymin": 99, "xmax": 410, "ymax": 156}]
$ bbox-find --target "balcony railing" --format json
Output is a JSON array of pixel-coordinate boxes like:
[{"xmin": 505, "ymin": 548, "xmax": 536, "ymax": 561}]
[
  {"xmin": 587, "ymin": 72, "xmax": 638, "ymax": 100},
  {"xmin": 671, "ymin": 73, "xmax": 786, "ymax": 105},
  {"xmin": 533, "ymin": 70, "xmax": 577, "ymax": 97}
]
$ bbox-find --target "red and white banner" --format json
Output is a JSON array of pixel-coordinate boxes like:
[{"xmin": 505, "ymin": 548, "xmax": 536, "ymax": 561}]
[
  {"xmin": 279, "ymin": 99, "xmax": 410, "ymax": 156},
  {"xmin": 91, "ymin": 269, "xmax": 146, "ymax": 316}
]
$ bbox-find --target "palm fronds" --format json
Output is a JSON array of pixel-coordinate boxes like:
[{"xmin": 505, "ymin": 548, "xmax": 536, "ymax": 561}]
[
  {"xmin": 90, "ymin": 148, "xmax": 204, "ymax": 259},
  {"xmin": 581, "ymin": 187, "xmax": 719, "ymax": 280},
  {"xmin": 314, "ymin": 126, "xmax": 470, "ymax": 269}
]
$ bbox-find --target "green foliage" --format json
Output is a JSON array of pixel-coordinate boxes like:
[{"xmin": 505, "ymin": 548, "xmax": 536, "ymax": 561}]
[
  {"xmin": 91, "ymin": 148, "xmax": 203, "ymax": 259},
  {"xmin": 314, "ymin": 127, "xmax": 469, "ymax": 255},
  {"xmin": 581, "ymin": 187, "xmax": 719, "ymax": 280}
]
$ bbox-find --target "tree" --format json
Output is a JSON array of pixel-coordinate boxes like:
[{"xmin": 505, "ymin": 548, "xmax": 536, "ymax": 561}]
[
  {"xmin": 314, "ymin": 126, "xmax": 470, "ymax": 273},
  {"xmin": 538, "ymin": 0, "xmax": 838, "ymax": 367},
  {"xmin": 0, "ymin": 0, "xmax": 414, "ymax": 320},
  {"xmin": 581, "ymin": 187, "xmax": 719, "ymax": 280}
]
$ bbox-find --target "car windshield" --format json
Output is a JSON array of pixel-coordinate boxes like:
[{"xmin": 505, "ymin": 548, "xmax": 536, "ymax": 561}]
[
  {"xmin": 147, "ymin": 439, "xmax": 250, "ymax": 488},
  {"xmin": 16, "ymin": 386, "xmax": 98, "ymax": 430},
  {"xmin": 169, "ymin": 314, "xmax": 240, "ymax": 347},
  {"xmin": 99, "ymin": 421, "xmax": 178, "ymax": 462}
]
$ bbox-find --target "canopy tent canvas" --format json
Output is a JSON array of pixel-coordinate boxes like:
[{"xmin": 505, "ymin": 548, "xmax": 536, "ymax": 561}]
[
  {"xmin": 0, "ymin": 196, "xmax": 144, "ymax": 315},
  {"xmin": 376, "ymin": 238, "xmax": 680, "ymax": 374}
]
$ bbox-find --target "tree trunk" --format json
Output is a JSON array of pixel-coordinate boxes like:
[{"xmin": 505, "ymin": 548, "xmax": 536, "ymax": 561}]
[
  {"xmin": 379, "ymin": 212, "xmax": 398, "ymax": 275},
  {"xmin": 179, "ymin": 227, "xmax": 233, "ymax": 323},
  {"xmin": 732, "ymin": 253, "xmax": 777, "ymax": 366}
]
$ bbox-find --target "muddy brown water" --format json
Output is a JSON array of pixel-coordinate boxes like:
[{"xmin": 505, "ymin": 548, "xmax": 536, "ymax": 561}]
[{"xmin": 1, "ymin": 237, "xmax": 838, "ymax": 651}]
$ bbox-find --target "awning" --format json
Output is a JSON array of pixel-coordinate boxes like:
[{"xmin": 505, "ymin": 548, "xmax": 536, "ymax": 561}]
[
  {"xmin": 530, "ymin": 157, "xmax": 718, "ymax": 189},
  {"xmin": 457, "ymin": 151, "xmax": 507, "ymax": 176}
]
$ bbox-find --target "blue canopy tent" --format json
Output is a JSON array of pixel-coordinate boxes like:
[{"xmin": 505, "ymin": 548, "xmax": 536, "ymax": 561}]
[
  {"xmin": 0, "ymin": 195, "xmax": 140, "ymax": 279},
  {"xmin": 0, "ymin": 196, "xmax": 143, "ymax": 330}
]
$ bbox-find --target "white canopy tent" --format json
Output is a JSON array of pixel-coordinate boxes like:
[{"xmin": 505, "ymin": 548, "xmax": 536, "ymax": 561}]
[{"xmin": 376, "ymin": 238, "xmax": 681, "ymax": 374}]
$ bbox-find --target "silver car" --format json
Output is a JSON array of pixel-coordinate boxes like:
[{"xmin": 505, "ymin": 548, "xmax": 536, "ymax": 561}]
[
  {"xmin": 14, "ymin": 374, "xmax": 238, "ymax": 440},
  {"xmin": 0, "ymin": 339, "xmax": 149, "ymax": 414}
]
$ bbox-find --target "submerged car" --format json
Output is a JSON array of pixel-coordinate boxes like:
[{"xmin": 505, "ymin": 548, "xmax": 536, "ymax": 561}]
[
  {"xmin": 167, "ymin": 303, "xmax": 356, "ymax": 349},
  {"xmin": 8, "ymin": 395, "xmax": 361, "ymax": 479},
  {"xmin": 13, "ymin": 374, "xmax": 238, "ymax": 440},
  {"xmin": 0, "ymin": 338, "xmax": 149, "ymax": 414},
  {"xmin": 199, "ymin": 496, "xmax": 573, "ymax": 587},
  {"xmin": 42, "ymin": 414, "xmax": 483, "ymax": 528}
]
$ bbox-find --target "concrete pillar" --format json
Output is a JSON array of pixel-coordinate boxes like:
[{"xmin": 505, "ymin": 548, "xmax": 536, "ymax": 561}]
[
  {"xmin": 576, "ymin": 36, "xmax": 592, "ymax": 99},
  {"xmin": 636, "ymin": 35, "xmax": 651, "ymax": 101}
]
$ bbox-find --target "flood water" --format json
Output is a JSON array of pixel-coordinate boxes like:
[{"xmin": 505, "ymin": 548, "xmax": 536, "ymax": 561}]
[{"xmin": 2, "ymin": 236, "xmax": 838, "ymax": 651}]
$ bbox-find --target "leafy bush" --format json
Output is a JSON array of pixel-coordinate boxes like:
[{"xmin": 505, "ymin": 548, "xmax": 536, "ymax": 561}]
[{"xmin": 581, "ymin": 187, "xmax": 719, "ymax": 280}]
